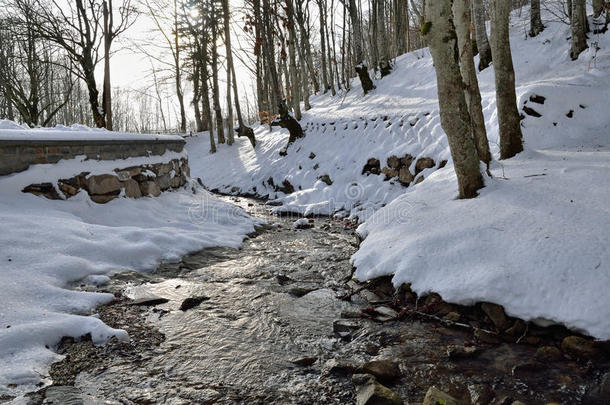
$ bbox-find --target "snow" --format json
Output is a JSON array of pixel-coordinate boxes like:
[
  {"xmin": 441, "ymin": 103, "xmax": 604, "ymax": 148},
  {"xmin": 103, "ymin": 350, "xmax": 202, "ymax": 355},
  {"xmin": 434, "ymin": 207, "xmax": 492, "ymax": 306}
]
[
  {"xmin": 0, "ymin": 129, "xmax": 257, "ymax": 396},
  {"xmin": 293, "ymin": 218, "xmax": 310, "ymax": 228},
  {"xmin": 0, "ymin": 120, "xmax": 183, "ymax": 142},
  {"xmin": 187, "ymin": 9, "xmax": 610, "ymax": 338}
]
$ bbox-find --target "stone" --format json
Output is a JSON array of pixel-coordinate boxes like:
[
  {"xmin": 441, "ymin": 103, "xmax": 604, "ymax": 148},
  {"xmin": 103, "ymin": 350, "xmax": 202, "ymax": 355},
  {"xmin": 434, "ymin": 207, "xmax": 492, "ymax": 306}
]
[
  {"xmin": 140, "ymin": 181, "xmax": 161, "ymax": 197},
  {"xmin": 355, "ymin": 360, "xmax": 401, "ymax": 382},
  {"xmin": 352, "ymin": 374, "xmax": 403, "ymax": 405},
  {"xmin": 90, "ymin": 193, "xmax": 119, "ymax": 204},
  {"xmin": 398, "ymin": 167, "xmax": 414, "ymax": 185},
  {"xmin": 491, "ymin": 396, "xmax": 514, "ymax": 405},
  {"xmin": 318, "ymin": 174, "xmax": 333, "ymax": 185},
  {"xmin": 474, "ymin": 328, "xmax": 501, "ymax": 344},
  {"xmin": 505, "ymin": 319, "xmax": 527, "ymax": 337},
  {"xmin": 561, "ymin": 335, "xmax": 598, "ymax": 359},
  {"xmin": 130, "ymin": 296, "xmax": 169, "ymax": 306},
  {"xmin": 511, "ymin": 402, "xmax": 526, "ymax": 405},
  {"xmin": 154, "ymin": 162, "xmax": 173, "ymax": 176},
  {"xmin": 415, "ymin": 157, "xmax": 435, "ymax": 174},
  {"xmin": 157, "ymin": 174, "xmax": 171, "ymax": 190},
  {"xmin": 535, "ymin": 346, "xmax": 563, "ymax": 362},
  {"xmin": 468, "ymin": 384, "xmax": 495, "ymax": 405},
  {"xmin": 179, "ymin": 296, "xmax": 210, "ymax": 311},
  {"xmin": 480, "ymin": 302, "xmax": 510, "ymax": 330},
  {"xmin": 289, "ymin": 287, "xmax": 317, "ymax": 297},
  {"xmin": 323, "ymin": 359, "xmax": 354, "ymax": 376},
  {"xmin": 443, "ymin": 312, "xmax": 461, "ymax": 322},
  {"xmin": 386, "ymin": 155, "xmax": 401, "ymax": 169},
  {"xmin": 381, "ymin": 167, "xmax": 399, "ymax": 180},
  {"xmin": 58, "ymin": 180, "xmax": 80, "ymax": 198},
  {"xmin": 423, "ymin": 386, "xmax": 459, "ymax": 405},
  {"xmin": 122, "ymin": 179, "xmax": 142, "ymax": 198},
  {"xmin": 333, "ymin": 319, "xmax": 361, "ymax": 338},
  {"xmin": 600, "ymin": 372, "xmax": 610, "ymax": 397},
  {"xmin": 400, "ymin": 154, "xmax": 414, "ymax": 167},
  {"xmin": 374, "ymin": 306, "xmax": 399, "ymax": 321},
  {"xmin": 362, "ymin": 158, "xmax": 381, "ymax": 175},
  {"xmin": 446, "ymin": 344, "xmax": 480, "ymax": 359},
  {"xmin": 22, "ymin": 183, "xmax": 62, "ymax": 200},
  {"xmin": 86, "ymin": 174, "xmax": 121, "ymax": 195},
  {"xmin": 414, "ymin": 175, "xmax": 425, "ymax": 185},
  {"xmin": 170, "ymin": 175, "xmax": 183, "ymax": 188},
  {"xmin": 309, "ymin": 152, "xmax": 316, "ymax": 159},
  {"xmin": 291, "ymin": 357, "xmax": 317, "ymax": 367}
]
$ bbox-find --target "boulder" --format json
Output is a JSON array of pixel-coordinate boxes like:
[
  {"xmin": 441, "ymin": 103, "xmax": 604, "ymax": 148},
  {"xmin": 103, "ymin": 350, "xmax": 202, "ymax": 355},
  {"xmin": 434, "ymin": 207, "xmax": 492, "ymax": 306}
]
[
  {"xmin": 415, "ymin": 157, "xmax": 435, "ymax": 174},
  {"xmin": 86, "ymin": 174, "xmax": 121, "ymax": 195},
  {"xmin": 323, "ymin": 358, "xmax": 355, "ymax": 376},
  {"xmin": 90, "ymin": 193, "xmax": 119, "ymax": 204},
  {"xmin": 423, "ymin": 386, "xmax": 459, "ymax": 405},
  {"xmin": 386, "ymin": 155, "xmax": 401, "ymax": 169},
  {"xmin": 355, "ymin": 360, "xmax": 401, "ymax": 382},
  {"xmin": 400, "ymin": 154, "xmax": 414, "ymax": 167},
  {"xmin": 58, "ymin": 178, "xmax": 80, "ymax": 198},
  {"xmin": 157, "ymin": 174, "xmax": 171, "ymax": 190},
  {"xmin": 123, "ymin": 179, "xmax": 142, "ymax": 198},
  {"xmin": 22, "ymin": 183, "xmax": 62, "ymax": 200},
  {"xmin": 140, "ymin": 181, "xmax": 161, "ymax": 197},
  {"xmin": 381, "ymin": 167, "xmax": 399, "ymax": 180},
  {"xmin": 535, "ymin": 346, "xmax": 563, "ymax": 362},
  {"xmin": 352, "ymin": 374, "xmax": 403, "ymax": 405},
  {"xmin": 398, "ymin": 167, "xmax": 414, "ymax": 185},
  {"xmin": 318, "ymin": 174, "xmax": 333, "ymax": 185},
  {"xmin": 561, "ymin": 336, "xmax": 598, "ymax": 359},
  {"xmin": 179, "ymin": 296, "xmax": 210, "ymax": 311},
  {"xmin": 481, "ymin": 302, "xmax": 510, "ymax": 330},
  {"xmin": 505, "ymin": 319, "xmax": 527, "ymax": 337},
  {"xmin": 362, "ymin": 158, "xmax": 381, "ymax": 175},
  {"xmin": 170, "ymin": 175, "xmax": 183, "ymax": 188},
  {"xmin": 291, "ymin": 357, "xmax": 317, "ymax": 367},
  {"xmin": 153, "ymin": 162, "xmax": 173, "ymax": 176},
  {"xmin": 468, "ymin": 384, "xmax": 495, "ymax": 405}
]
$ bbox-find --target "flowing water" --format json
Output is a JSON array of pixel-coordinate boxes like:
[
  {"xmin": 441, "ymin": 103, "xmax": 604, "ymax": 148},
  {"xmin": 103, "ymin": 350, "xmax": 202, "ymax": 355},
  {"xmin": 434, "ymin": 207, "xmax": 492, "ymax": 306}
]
[{"xmin": 24, "ymin": 197, "xmax": 609, "ymax": 404}]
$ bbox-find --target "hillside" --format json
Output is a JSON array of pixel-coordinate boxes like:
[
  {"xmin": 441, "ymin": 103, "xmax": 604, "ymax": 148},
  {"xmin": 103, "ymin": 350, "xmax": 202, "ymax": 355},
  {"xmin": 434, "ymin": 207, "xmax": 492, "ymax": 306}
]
[{"xmin": 188, "ymin": 10, "xmax": 610, "ymax": 338}]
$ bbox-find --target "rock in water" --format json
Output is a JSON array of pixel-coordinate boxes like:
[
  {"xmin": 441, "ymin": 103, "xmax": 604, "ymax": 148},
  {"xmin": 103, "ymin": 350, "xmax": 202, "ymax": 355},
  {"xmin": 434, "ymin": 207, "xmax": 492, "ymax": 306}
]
[
  {"xmin": 130, "ymin": 296, "xmax": 169, "ymax": 307},
  {"xmin": 561, "ymin": 336, "xmax": 598, "ymax": 359},
  {"xmin": 352, "ymin": 374, "xmax": 403, "ymax": 405},
  {"xmin": 355, "ymin": 360, "xmax": 401, "ymax": 382},
  {"xmin": 422, "ymin": 386, "xmax": 459, "ymax": 405},
  {"xmin": 179, "ymin": 296, "xmax": 210, "ymax": 311},
  {"xmin": 480, "ymin": 302, "xmax": 510, "ymax": 330}
]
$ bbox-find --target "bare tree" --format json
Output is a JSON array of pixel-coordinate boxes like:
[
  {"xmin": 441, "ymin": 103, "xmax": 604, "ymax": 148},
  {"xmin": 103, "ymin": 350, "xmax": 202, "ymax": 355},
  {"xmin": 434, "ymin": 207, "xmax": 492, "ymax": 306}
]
[
  {"xmin": 529, "ymin": 0, "xmax": 544, "ymax": 37},
  {"xmin": 472, "ymin": 0, "xmax": 492, "ymax": 70},
  {"xmin": 570, "ymin": 0, "xmax": 587, "ymax": 60}
]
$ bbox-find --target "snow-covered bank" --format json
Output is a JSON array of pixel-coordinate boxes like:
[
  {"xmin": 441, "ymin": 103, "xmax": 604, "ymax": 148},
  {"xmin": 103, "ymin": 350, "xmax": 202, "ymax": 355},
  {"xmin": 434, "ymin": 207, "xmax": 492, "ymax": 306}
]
[
  {"xmin": 188, "ymin": 9, "xmax": 610, "ymax": 338},
  {"xmin": 0, "ymin": 131, "xmax": 257, "ymax": 395}
]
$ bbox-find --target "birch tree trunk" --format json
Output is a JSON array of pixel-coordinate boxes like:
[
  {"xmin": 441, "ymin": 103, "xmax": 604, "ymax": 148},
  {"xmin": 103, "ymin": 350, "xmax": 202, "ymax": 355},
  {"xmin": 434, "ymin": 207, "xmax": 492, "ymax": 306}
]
[
  {"xmin": 454, "ymin": 0, "xmax": 491, "ymax": 165},
  {"xmin": 570, "ymin": 0, "xmax": 587, "ymax": 60},
  {"xmin": 473, "ymin": 0, "xmax": 492, "ymax": 70},
  {"xmin": 529, "ymin": 0, "xmax": 544, "ymax": 37},
  {"xmin": 489, "ymin": 0, "xmax": 524, "ymax": 159},
  {"xmin": 425, "ymin": 0, "xmax": 484, "ymax": 199}
]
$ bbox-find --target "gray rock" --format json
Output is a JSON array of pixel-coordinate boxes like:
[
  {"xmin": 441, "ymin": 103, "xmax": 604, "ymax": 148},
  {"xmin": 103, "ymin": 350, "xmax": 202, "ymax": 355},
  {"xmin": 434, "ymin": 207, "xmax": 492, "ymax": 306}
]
[
  {"xmin": 157, "ymin": 174, "xmax": 171, "ymax": 190},
  {"xmin": 123, "ymin": 179, "xmax": 142, "ymax": 198},
  {"xmin": 290, "ymin": 357, "xmax": 317, "ymax": 367},
  {"xmin": 90, "ymin": 193, "xmax": 119, "ymax": 204},
  {"xmin": 323, "ymin": 358, "xmax": 354, "ymax": 376},
  {"xmin": 333, "ymin": 319, "xmax": 361, "ymax": 338},
  {"xmin": 140, "ymin": 181, "xmax": 161, "ymax": 197},
  {"xmin": 355, "ymin": 360, "xmax": 401, "ymax": 382},
  {"xmin": 86, "ymin": 174, "xmax": 121, "ymax": 195},
  {"xmin": 481, "ymin": 302, "xmax": 510, "ymax": 330},
  {"xmin": 352, "ymin": 374, "xmax": 403, "ymax": 405},
  {"xmin": 423, "ymin": 386, "xmax": 459, "ymax": 405},
  {"xmin": 154, "ymin": 162, "xmax": 173, "ymax": 176}
]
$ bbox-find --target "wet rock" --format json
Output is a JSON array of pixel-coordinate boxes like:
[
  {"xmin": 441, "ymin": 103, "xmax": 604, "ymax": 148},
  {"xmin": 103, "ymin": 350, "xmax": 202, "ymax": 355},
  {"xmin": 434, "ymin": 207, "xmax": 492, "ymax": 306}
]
[
  {"xmin": 468, "ymin": 384, "xmax": 495, "ymax": 405},
  {"xmin": 480, "ymin": 302, "xmax": 510, "ymax": 330},
  {"xmin": 561, "ymin": 335, "xmax": 598, "ymax": 359},
  {"xmin": 505, "ymin": 319, "xmax": 526, "ymax": 337},
  {"xmin": 362, "ymin": 158, "xmax": 381, "ymax": 175},
  {"xmin": 474, "ymin": 328, "xmax": 501, "ymax": 344},
  {"xmin": 333, "ymin": 319, "xmax": 361, "ymax": 338},
  {"xmin": 355, "ymin": 360, "xmax": 401, "ymax": 382},
  {"xmin": 600, "ymin": 372, "xmax": 610, "ymax": 397},
  {"xmin": 323, "ymin": 358, "xmax": 355, "ymax": 376},
  {"xmin": 535, "ymin": 346, "xmax": 563, "ymax": 362},
  {"xmin": 130, "ymin": 296, "xmax": 169, "ymax": 307},
  {"xmin": 318, "ymin": 174, "xmax": 333, "ymax": 185},
  {"xmin": 123, "ymin": 179, "xmax": 142, "ymax": 198},
  {"xmin": 289, "ymin": 286, "xmax": 317, "ymax": 297},
  {"xmin": 290, "ymin": 357, "xmax": 317, "ymax": 367},
  {"xmin": 86, "ymin": 174, "xmax": 121, "ymax": 195},
  {"xmin": 423, "ymin": 386, "xmax": 459, "ymax": 405},
  {"xmin": 44, "ymin": 385, "xmax": 86, "ymax": 405},
  {"xmin": 415, "ymin": 157, "xmax": 435, "ymax": 174},
  {"xmin": 490, "ymin": 397, "xmax": 514, "ymax": 405},
  {"xmin": 374, "ymin": 306, "xmax": 398, "ymax": 321},
  {"xmin": 276, "ymin": 274, "xmax": 293, "ymax": 285},
  {"xmin": 443, "ymin": 312, "xmax": 461, "ymax": 322},
  {"xmin": 511, "ymin": 361, "xmax": 545, "ymax": 377},
  {"xmin": 179, "ymin": 296, "xmax": 210, "ymax": 311},
  {"xmin": 446, "ymin": 344, "xmax": 480, "ymax": 359},
  {"xmin": 352, "ymin": 374, "xmax": 403, "ymax": 405},
  {"xmin": 140, "ymin": 181, "xmax": 161, "ymax": 197}
]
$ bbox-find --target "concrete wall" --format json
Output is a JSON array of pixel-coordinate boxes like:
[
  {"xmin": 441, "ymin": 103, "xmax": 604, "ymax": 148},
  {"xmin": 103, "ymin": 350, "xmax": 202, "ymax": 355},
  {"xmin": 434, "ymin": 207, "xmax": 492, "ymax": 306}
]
[{"xmin": 0, "ymin": 138, "xmax": 185, "ymax": 176}]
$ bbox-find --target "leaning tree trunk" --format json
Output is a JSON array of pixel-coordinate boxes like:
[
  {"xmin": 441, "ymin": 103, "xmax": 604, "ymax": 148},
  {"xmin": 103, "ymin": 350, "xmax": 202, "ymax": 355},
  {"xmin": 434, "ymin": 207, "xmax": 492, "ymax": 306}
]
[
  {"xmin": 425, "ymin": 0, "xmax": 484, "ymax": 199},
  {"xmin": 454, "ymin": 0, "xmax": 492, "ymax": 166},
  {"xmin": 348, "ymin": 0, "xmax": 375, "ymax": 94},
  {"xmin": 473, "ymin": 0, "xmax": 492, "ymax": 71},
  {"xmin": 490, "ymin": 0, "xmax": 524, "ymax": 159},
  {"xmin": 529, "ymin": 0, "xmax": 544, "ymax": 37},
  {"xmin": 570, "ymin": 0, "xmax": 588, "ymax": 60}
]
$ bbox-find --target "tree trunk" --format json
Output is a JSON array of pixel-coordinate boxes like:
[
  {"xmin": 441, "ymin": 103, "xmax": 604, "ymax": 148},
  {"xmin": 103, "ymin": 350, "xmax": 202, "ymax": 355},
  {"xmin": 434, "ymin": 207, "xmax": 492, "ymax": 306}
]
[
  {"xmin": 173, "ymin": 0, "xmax": 186, "ymax": 133},
  {"xmin": 222, "ymin": 0, "xmax": 234, "ymax": 145},
  {"xmin": 473, "ymin": 0, "xmax": 492, "ymax": 70},
  {"xmin": 102, "ymin": 0, "xmax": 113, "ymax": 130},
  {"xmin": 426, "ymin": 0, "xmax": 484, "ymax": 199},
  {"xmin": 529, "ymin": 0, "xmax": 544, "ymax": 37},
  {"xmin": 286, "ymin": 0, "xmax": 302, "ymax": 120},
  {"xmin": 454, "ymin": 0, "xmax": 491, "ymax": 165},
  {"xmin": 377, "ymin": 0, "xmax": 391, "ymax": 76},
  {"xmin": 348, "ymin": 0, "xmax": 375, "ymax": 94},
  {"xmin": 570, "ymin": 0, "xmax": 588, "ymax": 59},
  {"xmin": 211, "ymin": 3, "xmax": 225, "ymax": 144},
  {"xmin": 592, "ymin": 0, "xmax": 603, "ymax": 17},
  {"xmin": 318, "ymin": 0, "xmax": 330, "ymax": 93},
  {"xmin": 489, "ymin": 0, "xmax": 524, "ymax": 159}
]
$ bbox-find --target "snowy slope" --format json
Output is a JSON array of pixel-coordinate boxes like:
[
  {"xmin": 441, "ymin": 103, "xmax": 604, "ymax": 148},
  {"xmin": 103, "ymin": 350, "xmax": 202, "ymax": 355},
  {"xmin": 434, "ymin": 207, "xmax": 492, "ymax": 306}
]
[
  {"xmin": 0, "ymin": 130, "xmax": 257, "ymax": 396},
  {"xmin": 188, "ymin": 9, "xmax": 610, "ymax": 338}
]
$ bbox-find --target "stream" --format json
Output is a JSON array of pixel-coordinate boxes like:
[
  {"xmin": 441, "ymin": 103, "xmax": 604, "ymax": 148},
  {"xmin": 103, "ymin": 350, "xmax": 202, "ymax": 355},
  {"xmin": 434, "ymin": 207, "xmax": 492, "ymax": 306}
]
[{"xmin": 23, "ymin": 196, "xmax": 610, "ymax": 404}]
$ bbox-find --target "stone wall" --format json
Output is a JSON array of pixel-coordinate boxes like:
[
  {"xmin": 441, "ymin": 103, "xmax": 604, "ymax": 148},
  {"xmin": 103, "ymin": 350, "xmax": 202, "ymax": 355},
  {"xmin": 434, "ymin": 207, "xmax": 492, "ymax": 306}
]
[{"xmin": 0, "ymin": 138, "xmax": 185, "ymax": 176}]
